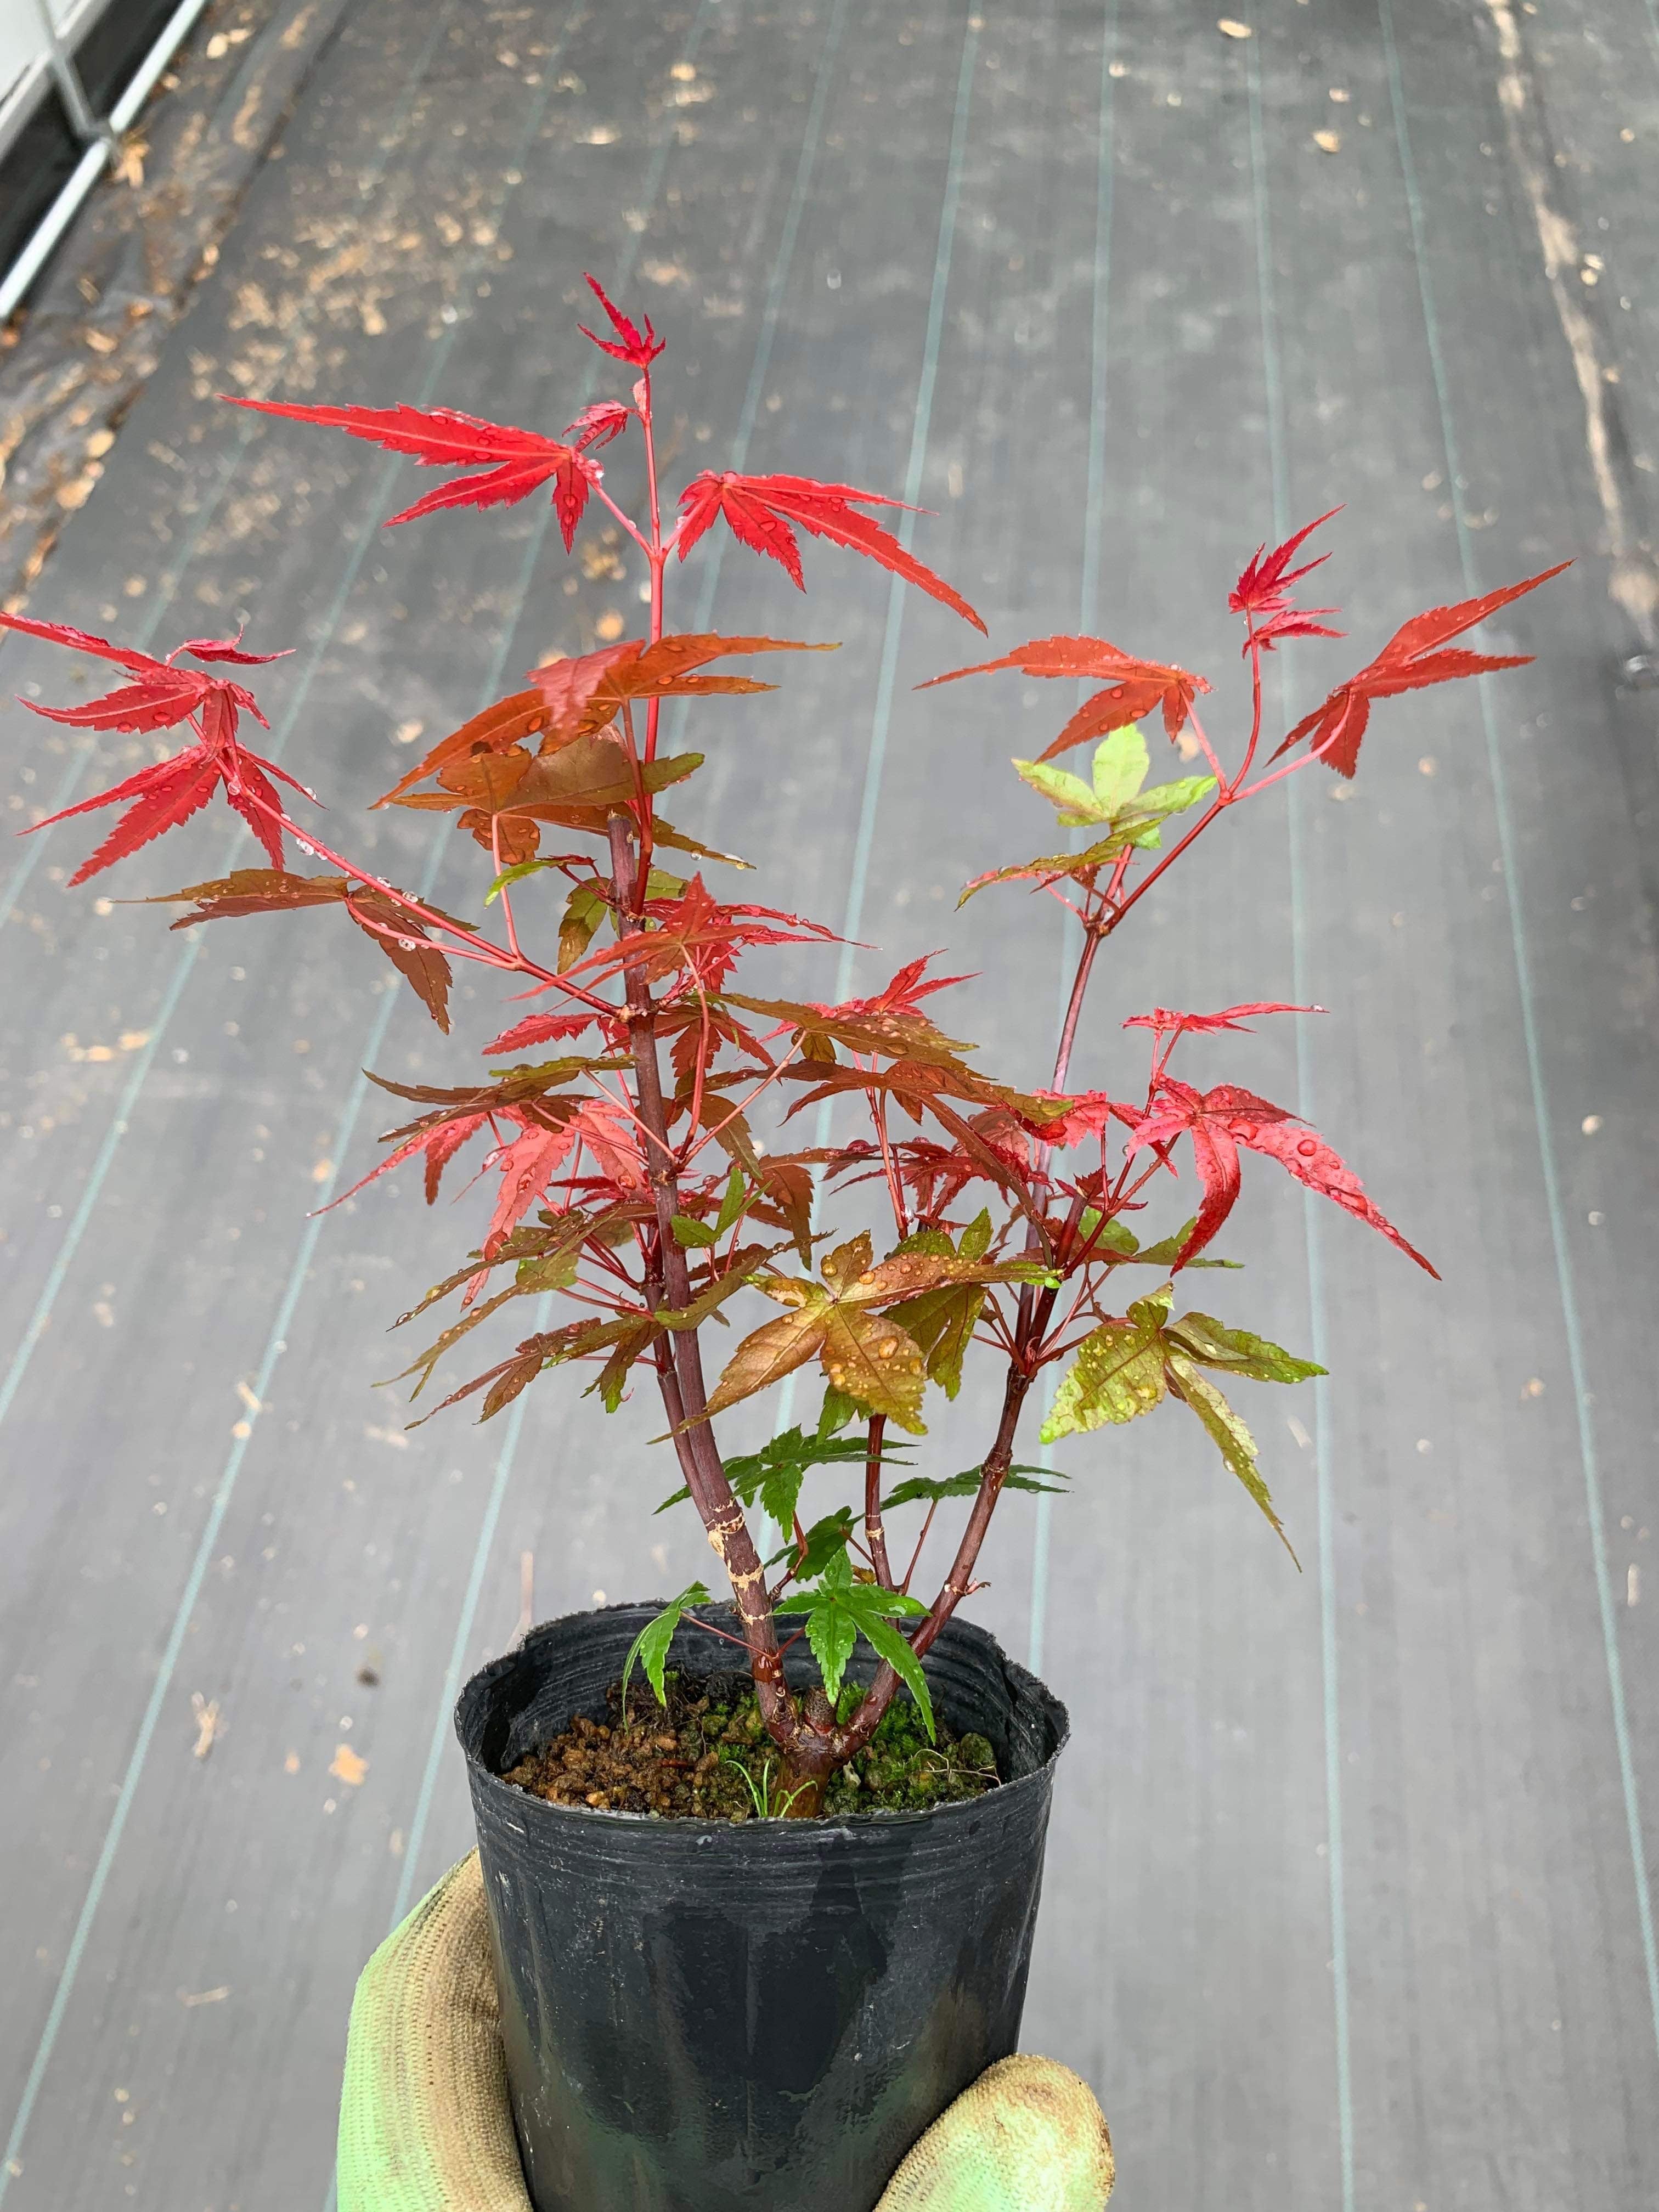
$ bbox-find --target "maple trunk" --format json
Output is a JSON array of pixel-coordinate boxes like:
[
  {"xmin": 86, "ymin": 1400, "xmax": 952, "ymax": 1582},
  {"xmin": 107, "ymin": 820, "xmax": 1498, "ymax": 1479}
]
[{"xmin": 605, "ymin": 810, "xmax": 833, "ymax": 1787}]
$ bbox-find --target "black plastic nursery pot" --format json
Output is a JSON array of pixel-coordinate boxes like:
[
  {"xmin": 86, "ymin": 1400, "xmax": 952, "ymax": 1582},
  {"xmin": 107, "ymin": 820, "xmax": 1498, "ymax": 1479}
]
[{"xmin": 455, "ymin": 1601, "xmax": 1069, "ymax": 2212}]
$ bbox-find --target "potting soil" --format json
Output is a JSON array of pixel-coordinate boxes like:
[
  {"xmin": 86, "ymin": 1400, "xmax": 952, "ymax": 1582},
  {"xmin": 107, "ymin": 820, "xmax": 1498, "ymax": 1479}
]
[{"xmin": 500, "ymin": 1668, "xmax": 999, "ymax": 1819}]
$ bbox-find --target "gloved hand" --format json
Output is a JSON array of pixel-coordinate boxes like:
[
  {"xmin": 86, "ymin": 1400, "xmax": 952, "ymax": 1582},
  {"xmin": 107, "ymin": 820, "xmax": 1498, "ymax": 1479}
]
[{"xmin": 337, "ymin": 1854, "xmax": 1114, "ymax": 2212}]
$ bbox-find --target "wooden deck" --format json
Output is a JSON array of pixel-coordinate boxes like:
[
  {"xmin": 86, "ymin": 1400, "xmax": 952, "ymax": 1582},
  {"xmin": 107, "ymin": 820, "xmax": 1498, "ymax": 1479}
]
[{"xmin": 2, "ymin": 1, "xmax": 1657, "ymax": 2206}]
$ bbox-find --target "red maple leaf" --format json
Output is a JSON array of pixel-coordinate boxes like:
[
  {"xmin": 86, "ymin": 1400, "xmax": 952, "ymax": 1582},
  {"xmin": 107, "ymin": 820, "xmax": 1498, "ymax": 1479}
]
[
  {"xmin": 1123, "ymin": 1002, "xmax": 1321, "ymax": 1039},
  {"xmin": 2, "ymin": 614, "xmax": 308, "ymax": 885},
  {"xmin": 568, "ymin": 875, "xmax": 837, "ymax": 995},
  {"xmin": 1229, "ymin": 509, "xmax": 1345, "ymax": 654},
  {"xmin": 912, "ymin": 1113, "xmax": 1035, "ymax": 1208},
  {"xmin": 220, "ymin": 396, "xmax": 600, "ymax": 547},
  {"xmin": 814, "ymin": 953, "xmax": 972, "ymax": 1023},
  {"xmin": 174, "ymin": 631, "xmax": 292, "ymax": 666},
  {"xmin": 921, "ymin": 634, "xmax": 1209, "ymax": 753},
  {"xmin": 329, "ymin": 1088, "xmax": 646, "ymax": 1264},
  {"xmin": 568, "ymin": 1097, "xmax": 648, "ymax": 1192},
  {"xmin": 565, "ymin": 398, "xmax": 632, "ymax": 452},
  {"xmin": 1272, "ymin": 560, "xmax": 1570, "ymax": 777},
  {"xmin": 375, "ymin": 636, "xmax": 797, "ymax": 817},
  {"xmin": 1126, "ymin": 1076, "xmax": 1436, "ymax": 1274},
  {"xmin": 480, "ymin": 1009, "xmax": 608, "ymax": 1058},
  {"xmin": 526, "ymin": 640, "xmax": 642, "ymax": 734},
  {"xmin": 326, "ymin": 1109, "xmax": 495, "ymax": 1214},
  {"xmin": 578, "ymin": 273, "xmax": 665, "ymax": 368},
  {"xmin": 826, "ymin": 1111, "xmax": 1036, "ymax": 1220},
  {"xmin": 675, "ymin": 471, "xmax": 985, "ymax": 632},
  {"xmin": 479, "ymin": 1097, "xmax": 645, "ymax": 1265},
  {"xmin": 1031, "ymin": 1091, "xmax": 1138, "ymax": 1149},
  {"xmin": 481, "ymin": 1120, "xmax": 581, "ymax": 1261}
]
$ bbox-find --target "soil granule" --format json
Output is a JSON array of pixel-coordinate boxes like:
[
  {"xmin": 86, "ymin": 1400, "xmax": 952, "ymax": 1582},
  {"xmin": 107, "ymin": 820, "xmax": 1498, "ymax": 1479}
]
[{"xmin": 501, "ymin": 1669, "xmax": 999, "ymax": 1820}]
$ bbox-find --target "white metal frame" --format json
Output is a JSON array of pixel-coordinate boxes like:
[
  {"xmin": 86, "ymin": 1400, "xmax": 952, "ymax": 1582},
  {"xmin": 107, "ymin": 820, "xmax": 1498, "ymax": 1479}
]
[
  {"xmin": 0, "ymin": 0, "xmax": 216, "ymax": 320},
  {"xmin": 0, "ymin": 0, "xmax": 107, "ymax": 161}
]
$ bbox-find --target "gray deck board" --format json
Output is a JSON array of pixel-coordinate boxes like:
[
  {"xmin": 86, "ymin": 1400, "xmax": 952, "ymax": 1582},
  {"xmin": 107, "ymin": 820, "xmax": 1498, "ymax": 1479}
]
[{"xmin": 2, "ymin": 2, "xmax": 1657, "ymax": 2208}]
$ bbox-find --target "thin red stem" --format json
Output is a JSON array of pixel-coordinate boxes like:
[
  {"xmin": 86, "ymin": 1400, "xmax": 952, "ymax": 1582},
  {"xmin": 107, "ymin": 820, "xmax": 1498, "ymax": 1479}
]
[
  {"xmin": 870, "ymin": 1085, "xmax": 908, "ymax": 1241},
  {"xmin": 1182, "ymin": 702, "xmax": 1226, "ymax": 785},
  {"xmin": 864, "ymin": 1416, "xmax": 895, "ymax": 1588},
  {"xmin": 490, "ymin": 817, "xmax": 523, "ymax": 963},
  {"xmin": 1050, "ymin": 924, "xmax": 1103, "ymax": 1100},
  {"xmin": 901, "ymin": 1498, "xmax": 939, "ymax": 1593},
  {"xmin": 1234, "ymin": 623, "xmax": 1266, "ymax": 789},
  {"xmin": 592, "ymin": 482, "xmax": 652, "ymax": 558},
  {"xmin": 639, "ymin": 369, "xmax": 668, "ymax": 769},
  {"xmin": 246, "ymin": 790, "xmax": 626, "ymax": 1011},
  {"xmin": 1093, "ymin": 793, "xmax": 1227, "ymax": 936},
  {"xmin": 1232, "ymin": 742, "xmax": 1325, "ymax": 805}
]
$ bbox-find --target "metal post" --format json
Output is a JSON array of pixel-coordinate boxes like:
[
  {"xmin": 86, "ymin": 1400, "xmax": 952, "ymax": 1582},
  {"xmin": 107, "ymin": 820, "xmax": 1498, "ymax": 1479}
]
[
  {"xmin": 1, "ymin": 0, "xmax": 218, "ymax": 321},
  {"xmin": 30, "ymin": 0, "xmax": 119, "ymax": 153}
]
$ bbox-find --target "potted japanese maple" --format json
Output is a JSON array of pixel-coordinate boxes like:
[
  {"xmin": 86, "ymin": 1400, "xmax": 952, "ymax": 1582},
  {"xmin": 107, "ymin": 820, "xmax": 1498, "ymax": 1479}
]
[{"xmin": 3, "ymin": 278, "xmax": 1561, "ymax": 2212}]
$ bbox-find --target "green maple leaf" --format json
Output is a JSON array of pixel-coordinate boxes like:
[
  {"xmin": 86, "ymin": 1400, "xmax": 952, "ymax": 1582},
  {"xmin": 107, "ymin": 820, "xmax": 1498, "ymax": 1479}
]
[
  {"xmin": 1012, "ymin": 725, "xmax": 1212, "ymax": 837},
  {"xmin": 884, "ymin": 1210, "xmax": 1001, "ymax": 1398},
  {"xmin": 959, "ymin": 1208, "xmax": 994, "ymax": 1261},
  {"xmin": 620, "ymin": 1581, "xmax": 712, "ymax": 1712},
  {"xmin": 957, "ymin": 769, "xmax": 1215, "ymax": 906},
  {"xmin": 775, "ymin": 1550, "xmax": 934, "ymax": 1737},
  {"xmin": 1132, "ymin": 1218, "xmax": 1240, "ymax": 1269},
  {"xmin": 1165, "ymin": 1359, "xmax": 1297, "ymax": 1564},
  {"xmin": 880, "ymin": 1463, "xmax": 1069, "ymax": 1509},
  {"xmin": 588, "ymin": 1318, "xmax": 660, "ymax": 1412},
  {"xmin": 1041, "ymin": 1288, "xmax": 1316, "ymax": 1560},
  {"xmin": 1164, "ymin": 1312, "xmax": 1325, "ymax": 1384},
  {"xmin": 559, "ymin": 880, "xmax": 608, "ymax": 972},
  {"xmin": 1040, "ymin": 1289, "xmax": 1173, "ymax": 1441},
  {"xmin": 817, "ymin": 1385, "xmax": 860, "ymax": 1437},
  {"xmin": 714, "ymin": 1165, "xmax": 748, "ymax": 1237},
  {"xmin": 884, "ymin": 1280, "xmax": 983, "ymax": 1398},
  {"xmin": 1119, "ymin": 775, "xmax": 1217, "ymax": 833},
  {"xmin": 1014, "ymin": 726, "xmax": 1150, "ymax": 823},
  {"xmin": 483, "ymin": 855, "xmax": 562, "ymax": 904},
  {"xmin": 766, "ymin": 1507, "xmax": 857, "ymax": 1582},
  {"xmin": 655, "ymin": 1424, "xmax": 913, "ymax": 1527},
  {"xmin": 549, "ymin": 859, "xmax": 692, "ymax": 969}
]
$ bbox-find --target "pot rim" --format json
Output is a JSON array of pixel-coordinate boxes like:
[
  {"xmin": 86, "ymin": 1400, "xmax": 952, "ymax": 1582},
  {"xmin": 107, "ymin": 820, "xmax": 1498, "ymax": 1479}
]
[{"xmin": 455, "ymin": 1597, "xmax": 1070, "ymax": 1834}]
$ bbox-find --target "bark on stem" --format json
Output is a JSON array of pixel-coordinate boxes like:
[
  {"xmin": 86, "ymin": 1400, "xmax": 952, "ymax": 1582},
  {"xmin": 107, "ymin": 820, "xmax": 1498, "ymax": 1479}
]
[
  {"xmin": 864, "ymin": 1415, "xmax": 895, "ymax": 1588},
  {"xmin": 605, "ymin": 810, "xmax": 812, "ymax": 1767},
  {"xmin": 829, "ymin": 1364, "xmax": 1034, "ymax": 1760}
]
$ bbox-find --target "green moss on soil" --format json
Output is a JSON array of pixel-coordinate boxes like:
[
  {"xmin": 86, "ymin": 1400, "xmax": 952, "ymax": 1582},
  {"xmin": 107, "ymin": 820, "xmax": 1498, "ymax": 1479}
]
[{"xmin": 501, "ymin": 1667, "xmax": 999, "ymax": 1820}]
